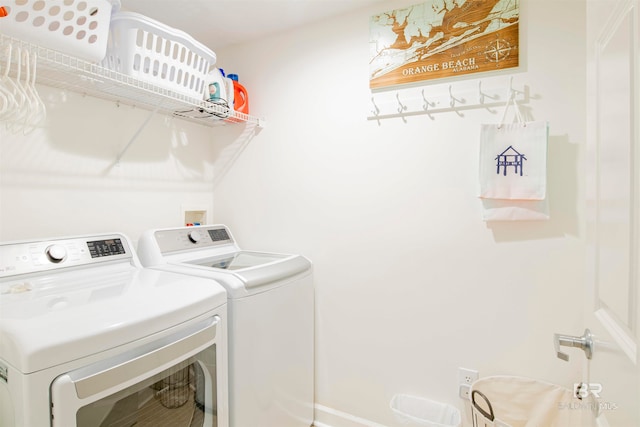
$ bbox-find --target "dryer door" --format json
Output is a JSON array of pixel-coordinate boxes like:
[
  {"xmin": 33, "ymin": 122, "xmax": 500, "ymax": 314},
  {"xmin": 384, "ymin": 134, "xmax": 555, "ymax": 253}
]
[{"xmin": 50, "ymin": 316, "xmax": 227, "ymax": 427}]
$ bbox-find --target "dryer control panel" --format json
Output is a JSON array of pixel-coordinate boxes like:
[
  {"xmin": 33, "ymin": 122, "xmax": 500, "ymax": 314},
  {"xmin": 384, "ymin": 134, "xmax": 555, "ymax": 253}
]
[
  {"xmin": 0, "ymin": 234, "xmax": 133, "ymax": 278},
  {"xmin": 153, "ymin": 225, "xmax": 235, "ymax": 254}
]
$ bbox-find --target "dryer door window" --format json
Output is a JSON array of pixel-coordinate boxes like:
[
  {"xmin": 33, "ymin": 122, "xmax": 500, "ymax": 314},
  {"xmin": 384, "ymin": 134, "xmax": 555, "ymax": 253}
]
[
  {"xmin": 50, "ymin": 316, "xmax": 226, "ymax": 427},
  {"xmin": 77, "ymin": 356, "xmax": 216, "ymax": 426}
]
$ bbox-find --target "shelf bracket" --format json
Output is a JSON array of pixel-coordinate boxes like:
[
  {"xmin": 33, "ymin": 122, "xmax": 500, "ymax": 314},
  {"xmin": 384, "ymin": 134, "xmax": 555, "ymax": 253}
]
[{"xmin": 115, "ymin": 98, "xmax": 164, "ymax": 163}]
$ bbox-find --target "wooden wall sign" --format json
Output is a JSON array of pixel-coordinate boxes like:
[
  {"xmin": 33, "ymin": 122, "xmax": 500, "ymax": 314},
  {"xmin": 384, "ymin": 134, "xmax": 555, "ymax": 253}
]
[{"xmin": 369, "ymin": 0, "xmax": 519, "ymax": 89}]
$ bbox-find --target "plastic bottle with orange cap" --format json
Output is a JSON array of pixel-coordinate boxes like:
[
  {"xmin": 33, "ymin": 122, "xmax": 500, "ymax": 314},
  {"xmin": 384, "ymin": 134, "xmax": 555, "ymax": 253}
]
[
  {"xmin": 226, "ymin": 73, "xmax": 249, "ymax": 118},
  {"xmin": 206, "ymin": 68, "xmax": 249, "ymax": 123}
]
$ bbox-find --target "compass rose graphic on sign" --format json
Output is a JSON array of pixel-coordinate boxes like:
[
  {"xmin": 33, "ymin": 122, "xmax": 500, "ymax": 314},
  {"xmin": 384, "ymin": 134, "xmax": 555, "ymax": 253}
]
[{"xmin": 484, "ymin": 38, "xmax": 513, "ymax": 64}]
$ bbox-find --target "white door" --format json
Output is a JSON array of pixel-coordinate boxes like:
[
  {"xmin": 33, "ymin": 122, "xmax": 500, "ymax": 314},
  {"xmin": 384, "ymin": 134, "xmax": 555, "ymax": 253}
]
[{"xmin": 585, "ymin": 0, "xmax": 639, "ymax": 426}]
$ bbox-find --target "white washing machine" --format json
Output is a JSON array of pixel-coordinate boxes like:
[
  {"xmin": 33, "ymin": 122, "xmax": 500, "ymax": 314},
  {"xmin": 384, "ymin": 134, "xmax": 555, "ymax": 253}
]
[
  {"xmin": 0, "ymin": 233, "xmax": 229, "ymax": 427},
  {"xmin": 137, "ymin": 225, "xmax": 314, "ymax": 427}
]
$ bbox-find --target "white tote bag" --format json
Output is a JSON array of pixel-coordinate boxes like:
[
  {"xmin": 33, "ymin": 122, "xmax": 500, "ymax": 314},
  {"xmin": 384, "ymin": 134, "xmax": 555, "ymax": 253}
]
[{"xmin": 478, "ymin": 94, "xmax": 549, "ymax": 221}]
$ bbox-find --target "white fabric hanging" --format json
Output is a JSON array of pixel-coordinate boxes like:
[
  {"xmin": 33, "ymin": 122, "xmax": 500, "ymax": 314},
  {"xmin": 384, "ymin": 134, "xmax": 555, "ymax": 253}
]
[{"xmin": 478, "ymin": 92, "xmax": 549, "ymax": 221}]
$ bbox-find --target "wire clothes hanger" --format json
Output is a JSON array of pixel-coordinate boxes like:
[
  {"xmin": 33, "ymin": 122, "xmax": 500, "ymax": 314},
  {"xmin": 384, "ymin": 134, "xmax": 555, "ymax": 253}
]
[
  {"xmin": 0, "ymin": 44, "xmax": 19, "ymax": 122},
  {"xmin": 0, "ymin": 42, "xmax": 46, "ymax": 133}
]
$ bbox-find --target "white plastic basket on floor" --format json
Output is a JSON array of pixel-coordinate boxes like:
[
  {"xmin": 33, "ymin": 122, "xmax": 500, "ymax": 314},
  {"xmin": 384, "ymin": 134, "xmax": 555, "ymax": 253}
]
[
  {"xmin": 391, "ymin": 394, "xmax": 461, "ymax": 427},
  {"xmin": 470, "ymin": 376, "xmax": 585, "ymax": 427},
  {"xmin": 102, "ymin": 11, "xmax": 217, "ymax": 99},
  {"xmin": 0, "ymin": 0, "xmax": 120, "ymax": 62}
]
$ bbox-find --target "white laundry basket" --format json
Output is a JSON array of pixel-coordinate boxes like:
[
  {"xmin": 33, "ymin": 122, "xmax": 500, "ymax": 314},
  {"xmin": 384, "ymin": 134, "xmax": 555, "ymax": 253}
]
[
  {"xmin": 0, "ymin": 0, "xmax": 120, "ymax": 62},
  {"xmin": 391, "ymin": 394, "xmax": 461, "ymax": 427},
  {"xmin": 102, "ymin": 11, "xmax": 217, "ymax": 99},
  {"xmin": 470, "ymin": 376, "xmax": 585, "ymax": 427}
]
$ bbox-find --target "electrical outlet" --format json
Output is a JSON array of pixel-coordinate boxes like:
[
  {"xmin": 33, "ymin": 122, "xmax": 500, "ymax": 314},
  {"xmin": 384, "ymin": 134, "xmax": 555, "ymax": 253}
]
[
  {"xmin": 459, "ymin": 384, "xmax": 472, "ymax": 400},
  {"xmin": 458, "ymin": 367, "xmax": 479, "ymax": 385}
]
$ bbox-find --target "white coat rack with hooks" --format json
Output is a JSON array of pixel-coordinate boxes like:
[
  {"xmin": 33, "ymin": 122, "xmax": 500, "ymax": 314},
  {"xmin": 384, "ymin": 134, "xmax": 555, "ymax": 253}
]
[{"xmin": 368, "ymin": 77, "xmax": 529, "ymax": 123}]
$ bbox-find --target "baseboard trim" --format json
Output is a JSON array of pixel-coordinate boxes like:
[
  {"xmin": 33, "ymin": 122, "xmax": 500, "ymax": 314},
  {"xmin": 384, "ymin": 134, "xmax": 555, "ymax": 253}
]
[{"xmin": 314, "ymin": 404, "xmax": 389, "ymax": 427}]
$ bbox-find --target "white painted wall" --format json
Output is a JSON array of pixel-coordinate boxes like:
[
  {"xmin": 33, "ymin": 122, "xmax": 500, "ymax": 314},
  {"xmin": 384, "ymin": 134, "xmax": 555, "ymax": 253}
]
[
  {"xmin": 0, "ymin": 88, "xmax": 217, "ymax": 243},
  {"xmin": 213, "ymin": 0, "xmax": 587, "ymax": 426},
  {"xmin": 0, "ymin": 0, "xmax": 589, "ymax": 426}
]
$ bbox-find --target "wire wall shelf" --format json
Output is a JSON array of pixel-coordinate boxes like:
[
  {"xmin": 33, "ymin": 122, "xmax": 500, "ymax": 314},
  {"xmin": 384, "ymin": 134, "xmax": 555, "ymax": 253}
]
[{"xmin": 0, "ymin": 34, "xmax": 264, "ymax": 128}]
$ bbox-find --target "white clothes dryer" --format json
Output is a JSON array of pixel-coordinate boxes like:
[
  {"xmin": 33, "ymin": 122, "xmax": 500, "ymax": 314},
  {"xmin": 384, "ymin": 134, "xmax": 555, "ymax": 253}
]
[
  {"xmin": 137, "ymin": 225, "xmax": 314, "ymax": 427},
  {"xmin": 0, "ymin": 233, "xmax": 229, "ymax": 427}
]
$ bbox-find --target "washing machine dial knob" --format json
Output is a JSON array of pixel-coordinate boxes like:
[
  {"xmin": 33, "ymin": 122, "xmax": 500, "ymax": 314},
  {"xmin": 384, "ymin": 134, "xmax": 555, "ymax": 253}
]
[
  {"xmin": 46, "ymin": 244, "xmax": 67, "ymax": 263},
  {"xmin": 188, "ymin": 230, "xmax": 202, "ymax": 244}
]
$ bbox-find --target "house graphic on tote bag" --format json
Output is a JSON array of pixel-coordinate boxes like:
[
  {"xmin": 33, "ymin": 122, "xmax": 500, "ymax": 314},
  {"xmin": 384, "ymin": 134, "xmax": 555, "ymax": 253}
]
[{"xmin": 495, "ymin": 146, "xmax": 527, "ymax": 176}]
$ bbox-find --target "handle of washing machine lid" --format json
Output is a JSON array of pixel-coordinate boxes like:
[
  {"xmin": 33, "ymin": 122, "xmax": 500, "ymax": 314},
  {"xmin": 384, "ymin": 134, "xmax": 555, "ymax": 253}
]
[
  {"xmin": 240, "ymin": 255, "xmax": 311, "ymax": 288},
  {"xmin": 69, "ymin": 315, "xmax": 219, "ymax": 399}
]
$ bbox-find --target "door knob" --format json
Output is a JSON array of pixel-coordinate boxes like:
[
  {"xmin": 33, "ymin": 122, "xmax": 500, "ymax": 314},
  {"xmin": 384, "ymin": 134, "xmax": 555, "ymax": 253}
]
[{"xmin": 554, "ymin": 329, "xmax": 593, "ymax": 361}]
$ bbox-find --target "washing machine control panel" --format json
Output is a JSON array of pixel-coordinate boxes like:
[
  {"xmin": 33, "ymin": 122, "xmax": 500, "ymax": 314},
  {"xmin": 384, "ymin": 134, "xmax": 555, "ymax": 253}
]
[
  {"xmin": 0, "ymin": 234, "xmax": 132, "ymax": 277},
  {"xmin": 154, "ymin": 226, "xmax": 234, "ymax": 253}
]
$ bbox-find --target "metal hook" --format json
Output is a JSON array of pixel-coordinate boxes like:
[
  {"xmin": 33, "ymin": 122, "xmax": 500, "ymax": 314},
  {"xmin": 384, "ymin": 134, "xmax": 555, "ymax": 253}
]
[
  {"xmin": 421, "ymin": 89, "xmax": 436, "ymax": 120},
  {"xmin": 448, "ymin": 85, "xmax": 465, "ymax": 116},
  {"xmin": 396, "ymin": 93, "xmax": 406, "ymax": 114},
  {"xmin": 421, "ymin": 89, "xmax": 435, "ymax": 111},
  {"xmin": 371, "ymin": 96, "xmax": 380, "ymax": 116},
  {"xmin": 449, "ymin": 85, "xmax": 456, "ymax": 108},
  {"xmin": 499, "ymin": 77, "xmax": 517, "ymax": 116},
  {"xmin": 507, "ymin": 76, "xmax": 521, "ymax": 99},
  {"xmin": 479, "ymin": 81, "xmax": 499, "ymax": 103},
  {"xmin": 448, "ymin": 85, "xmax": 465, "ymax": 108},
  {"xmin": 478, "ymin": 80, "xmax": 499, "ymax": 107}
]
